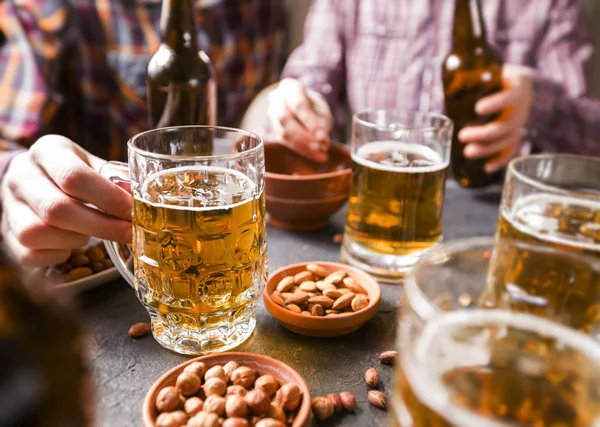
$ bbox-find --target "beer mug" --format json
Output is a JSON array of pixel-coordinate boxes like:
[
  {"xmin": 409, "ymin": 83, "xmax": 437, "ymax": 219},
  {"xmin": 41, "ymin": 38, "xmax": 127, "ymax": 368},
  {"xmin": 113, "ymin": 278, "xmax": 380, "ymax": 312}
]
[
  {"xmin": 104, "ymin": 126, "xmax": 267, "ymax": 355},
  {"xmin": 341, "ymin": 110, "xmax": 453, "ymax": 282},
  {"xmin": 393, "ymin": 309, "xmax": 600, "ymax": 426},
  {"xmin": 497, "ymin": 154, "xmax": 600, "ymax": 259}
]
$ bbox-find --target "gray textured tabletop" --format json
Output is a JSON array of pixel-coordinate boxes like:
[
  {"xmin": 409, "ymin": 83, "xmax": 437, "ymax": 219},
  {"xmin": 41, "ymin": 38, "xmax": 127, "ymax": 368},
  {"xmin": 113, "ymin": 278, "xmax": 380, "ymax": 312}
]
[{"xmin": 79, "ymin": 182, "xmax": 503, "ymax": 427}]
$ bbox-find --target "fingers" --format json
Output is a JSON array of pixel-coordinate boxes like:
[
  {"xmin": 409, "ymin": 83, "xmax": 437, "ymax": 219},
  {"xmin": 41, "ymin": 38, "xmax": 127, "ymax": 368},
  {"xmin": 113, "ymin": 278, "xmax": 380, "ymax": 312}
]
[
  {"xmin": 464, "ymin": 133, "xmax": 520, "ymax": 160},
  {"xmin": 276, "ymin": 116, "xmax": 329, "ymax": 163},
  {"xmin": 1, "ymin": 216, "xmax": 71, "ymax": 267},
  {"xmin": 475, "ymin": 87, "xmax": 520, "ymax": 116},
  {"xmin": 279, "ymin": 78, "xmax": 327, "ymax": 134},
  {"xmin": 30, "ymin": 135, "xmax": 132, "ymax": 221},
  {"xmin": 3, "ymin": 191, "xmax": 90, "ymax": 250},
  {"xmin": 458, "ymin": 116, "xmax": 515, "ymax": 145},
  {"xmin": 485, "ymin": 142, "xmax": 521, "ymax": 174},
  {"xmin": 9, "ymin": 162, "xmax": 132, "ymax": 243}
]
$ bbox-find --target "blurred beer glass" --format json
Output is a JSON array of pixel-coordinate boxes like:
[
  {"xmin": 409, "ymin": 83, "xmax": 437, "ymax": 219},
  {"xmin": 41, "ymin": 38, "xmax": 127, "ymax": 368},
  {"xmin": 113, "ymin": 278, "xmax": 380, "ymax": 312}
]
[
  {"xmin": 341, "ymin": 110, "xmax": 453, "ymax": 283},
  {"xmin": 105, "ymin": 126, "xmax": 267, "ymax": 355},
  {"xmin": 393, "ymin": 309, "xmax": 600, "ymax": 427},
  {"xmin": 391, "ymin": 237, "xmax": 600, "ymax": 426},
  {"xmin": 497, "ymin": 154, "xmax": 600, "ymax": 259}
]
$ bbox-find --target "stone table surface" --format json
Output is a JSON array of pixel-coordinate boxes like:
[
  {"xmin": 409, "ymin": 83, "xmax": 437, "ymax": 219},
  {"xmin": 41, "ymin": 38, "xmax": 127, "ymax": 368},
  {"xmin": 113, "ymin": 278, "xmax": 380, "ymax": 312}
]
[{"xmin": 79, "ymin": 182, "xmax": 503, "ymax": 427}]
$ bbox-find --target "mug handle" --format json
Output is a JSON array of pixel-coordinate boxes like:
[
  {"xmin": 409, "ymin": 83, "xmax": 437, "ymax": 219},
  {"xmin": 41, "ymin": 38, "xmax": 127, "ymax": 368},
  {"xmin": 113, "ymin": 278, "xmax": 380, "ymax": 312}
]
[{"xmin": 101, "ymin": 161, "xmax": 135, "ymax": 288}]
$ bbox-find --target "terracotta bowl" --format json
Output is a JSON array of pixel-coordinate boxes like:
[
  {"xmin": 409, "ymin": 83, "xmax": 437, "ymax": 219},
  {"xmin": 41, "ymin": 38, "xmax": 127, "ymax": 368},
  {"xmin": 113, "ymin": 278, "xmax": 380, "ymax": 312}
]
[
  {"xmin": 264, "ymin": 142, "xmax": 352, "ymax": 231},
  {"xmin": 263, "ymin": 262, "xmax": 381, "ymax": 337},
  {"xmin": 143, "ymin": 352, "xmax": 311, "ymax": 427}
]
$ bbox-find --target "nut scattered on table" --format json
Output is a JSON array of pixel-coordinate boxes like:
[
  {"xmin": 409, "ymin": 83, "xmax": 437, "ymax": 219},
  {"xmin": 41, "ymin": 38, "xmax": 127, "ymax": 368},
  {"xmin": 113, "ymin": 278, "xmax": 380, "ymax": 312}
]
[
  {"xmin": 378, "ymin": 350, "xmax": 397, "ymax": 365},
  {"xmin": 325, "ymin": 394, "xmax": 342, "ymax": 413},
  {"xmin": 365, "ymin": 368, "xmax": 379, "ymax": 387},
  {"xmin": 311, "ymin": 397, "xmax": 334, "ymax": 421},
  {"xmin": 154, "ymin": 361, "xmax": 303, "ymax": 427},
  {"xmin": 270, "ymin": 264, "xmax": 369, "ymax": 316},
  {"xmin": 339, "ymin": 392, "xmax": 356, "ymax": 412},
  {"xmin": 128, "ymin": 322, "xmax": 151, "ymax": 338},
  {"xmin": 332, "ymin": 233, "xmax": 344, "ymax": 244},
  {"xmin": 367, "ymin": 390, "xmax": 387, "ymax": 409}
]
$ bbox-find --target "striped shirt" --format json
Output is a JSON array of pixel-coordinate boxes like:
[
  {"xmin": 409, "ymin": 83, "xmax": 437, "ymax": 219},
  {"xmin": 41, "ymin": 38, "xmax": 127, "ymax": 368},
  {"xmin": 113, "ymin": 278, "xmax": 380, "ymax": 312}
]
[
  {"xmin": 282, "ymin": 0, "xmax": 600, "ymax": 156},
  {"xmin": 0, "ymin": 0, "xmax": 284, "ymax": 170}
]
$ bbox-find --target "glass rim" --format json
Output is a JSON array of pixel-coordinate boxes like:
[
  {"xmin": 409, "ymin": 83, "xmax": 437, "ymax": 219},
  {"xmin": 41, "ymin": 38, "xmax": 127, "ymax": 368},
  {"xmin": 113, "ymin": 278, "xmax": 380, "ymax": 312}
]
[
  {"xmin": 352, "ymin": 109, "xmax": 453, "ymax": 132},
  {"xmin": 127, "ymin": 125, "xmax": 263, "ymax": 161},
  {"xmin": 404, "ymin": 236, "xmax": 600, "ymax": 322},
  {"xmin": 404, "ymin": 309, "xmax": 600, "ymax": 427},
  {"xmin": 508, "ymin": 154, "xmax": 600, "ymax": 202}
]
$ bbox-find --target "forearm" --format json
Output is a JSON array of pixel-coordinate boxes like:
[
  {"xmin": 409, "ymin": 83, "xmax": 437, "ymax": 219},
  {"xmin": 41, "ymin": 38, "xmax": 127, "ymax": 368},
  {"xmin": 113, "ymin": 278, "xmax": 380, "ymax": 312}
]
[{"xmin": 527, "ymin": 74, "xmax": 600, "ymax": 156}]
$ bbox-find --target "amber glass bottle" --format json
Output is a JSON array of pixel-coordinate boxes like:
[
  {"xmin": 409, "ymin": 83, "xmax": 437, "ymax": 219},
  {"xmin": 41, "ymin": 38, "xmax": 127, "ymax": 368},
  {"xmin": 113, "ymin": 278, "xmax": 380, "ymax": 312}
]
[
  {"xmin": 147, "ymin": 0, "xmax": 217, "ymax": 129},
  {"xmin": 0, "ymin": 247, "xmax": 90, "ymax": 425},
  {"xmin": 442, "ymin": 0, "xmax": 504, "ymax": 188}
]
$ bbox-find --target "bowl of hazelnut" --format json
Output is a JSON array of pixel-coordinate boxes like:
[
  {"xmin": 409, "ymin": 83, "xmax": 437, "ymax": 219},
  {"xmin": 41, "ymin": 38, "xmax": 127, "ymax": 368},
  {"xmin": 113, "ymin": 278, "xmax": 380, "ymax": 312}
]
[
  {"xmin": 143, "ymin": 352, "xmax": 311, "ymax": 427},
  {"xmin": 263, "ymin": 262, "xmax": 381, "ymax": 337}
]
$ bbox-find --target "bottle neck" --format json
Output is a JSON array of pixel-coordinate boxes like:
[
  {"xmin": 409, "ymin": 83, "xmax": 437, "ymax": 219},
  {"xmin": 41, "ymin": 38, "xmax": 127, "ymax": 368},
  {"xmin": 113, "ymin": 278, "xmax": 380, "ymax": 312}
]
[
  {"xmin": 160, "ymin": 0, "xmax": 198, "ymax": 50},
  {"xmin": 453, "ymin": 0, "xmax": 487, "ymax": 45}
]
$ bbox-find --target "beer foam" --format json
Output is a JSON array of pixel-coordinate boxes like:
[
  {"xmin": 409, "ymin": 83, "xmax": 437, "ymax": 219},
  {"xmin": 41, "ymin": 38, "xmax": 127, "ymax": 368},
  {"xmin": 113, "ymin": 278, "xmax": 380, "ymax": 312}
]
[
  {"xmin": 504, "ymin": 193, "xmax": 600, "ymax": 252},
  {"xmin": 139, "ymin": 165, "xmax": 258, "ymax": 211},
  {"xmin": 352, "ymin": 141, "xmax": 448, "ymax": 173},
  {"xmin": 404, "ymin": 310, "xmax": 600, "ymax": 427}
]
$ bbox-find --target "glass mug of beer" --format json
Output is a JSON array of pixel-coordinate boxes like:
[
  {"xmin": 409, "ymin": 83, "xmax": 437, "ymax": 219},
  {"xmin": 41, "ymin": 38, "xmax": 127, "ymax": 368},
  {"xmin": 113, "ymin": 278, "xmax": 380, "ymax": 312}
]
[
  {"xmin": 104, "ymin": 126, "xmax": 267, "ymax": 355},
  {"xmin": 392, "ymin": 309, "xmax": 600, "ymax": 426},
  {"xmin": 341, "ymin": 110, "xmax": 453, "ymax": 282},
  {"xmin": 497, "ymin": 154, "xmax": 600, "ymax": 259}
]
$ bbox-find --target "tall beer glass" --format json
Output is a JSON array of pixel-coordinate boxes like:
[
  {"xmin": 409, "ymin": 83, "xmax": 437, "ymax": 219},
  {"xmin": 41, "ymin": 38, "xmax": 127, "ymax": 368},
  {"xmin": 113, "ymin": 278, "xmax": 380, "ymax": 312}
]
[
  {"xmin": 393, "ymin": 310, "xmax": 600, "ymax": 426},
  {"xmin": 341, "ymin": 110, "xmax": 453, "ymax": 282},
  {"xmin": 497, "ymin": 155, "xmax": 600, "ymax": 258},
  {"xmin": 105, "ymin": 126, "xmax": 267, "ymax": 355}
]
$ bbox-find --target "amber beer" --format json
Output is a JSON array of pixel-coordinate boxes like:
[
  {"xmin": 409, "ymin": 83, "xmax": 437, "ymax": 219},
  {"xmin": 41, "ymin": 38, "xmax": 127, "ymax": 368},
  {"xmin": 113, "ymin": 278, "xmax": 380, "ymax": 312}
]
[
  {"xmin": 443, "ymin": 0, "xmax": 503, "ymax": 188},
  {"xmin": 491, "ymin": 194, "xmax": 600, "ymax": 332},
  {"xmin": 392, "ymin": 311, "xmax": 600, "ymax": 426},
  {"xmin": 132, "ymin": 166, "xmax": 266, "ymax": 351},
  {"xmin": 147, "ymin": 0, "xmax": 217, "ymax": 128},
  {"xmin": 345, "ymin": 142, "xmax": 448, "ymax": 257}
]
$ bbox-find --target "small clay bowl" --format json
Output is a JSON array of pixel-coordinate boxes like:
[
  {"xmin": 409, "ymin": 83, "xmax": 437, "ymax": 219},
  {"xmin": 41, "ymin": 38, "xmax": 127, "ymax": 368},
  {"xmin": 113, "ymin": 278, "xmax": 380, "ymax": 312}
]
[
  {"xmin": 263, "ymin": 262, "xmax": 381, "ymax": 337},
  {"xmin": 143, "ymin": 352, "xmax": 311, "ymax": 427},
  {"xmin": 265, "ymin": 142, "xmax": 352, "ymax": 231}
]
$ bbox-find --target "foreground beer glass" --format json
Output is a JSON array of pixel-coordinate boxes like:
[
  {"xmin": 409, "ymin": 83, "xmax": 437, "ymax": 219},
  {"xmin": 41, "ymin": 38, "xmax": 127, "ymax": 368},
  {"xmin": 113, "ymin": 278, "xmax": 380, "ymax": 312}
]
[
  {"xmin": 341, "ymin": 110, "xmax": 453, "ymax": 282},
  {"xmin": 105, "ymin": 126, "xmax": 267, "ymax": 355},
  {"xmin": 392, "ymin": 310, "xmax": 600, "ymax": 426},
  {"xmin": 497, "ymin": 154, "xmax": 600, "ymax": 259}
]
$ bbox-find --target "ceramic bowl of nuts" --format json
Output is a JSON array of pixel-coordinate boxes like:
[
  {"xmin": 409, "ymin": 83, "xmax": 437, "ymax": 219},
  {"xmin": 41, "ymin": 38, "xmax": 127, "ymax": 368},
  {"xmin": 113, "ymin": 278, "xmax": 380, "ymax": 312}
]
[
  {"xmin": 263, "ymin": 262, "xmax": 381, "ymax": 337},
  {"xmin": 143, "ymin": 352, "xmax": 311, "ymax": 427}
]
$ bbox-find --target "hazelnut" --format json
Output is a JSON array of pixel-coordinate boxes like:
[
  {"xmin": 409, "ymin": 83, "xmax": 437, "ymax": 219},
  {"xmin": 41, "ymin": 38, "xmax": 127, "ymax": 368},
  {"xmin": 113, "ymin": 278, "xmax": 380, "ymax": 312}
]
[
  {"xmin": 267, "ymin": 402, "xmax": 286, "ymax": 423},
  {"xmin": 365, "ymin": 368, "xmax": 379, "ymax": 387},
  {"xmin": 170, "ymin": 410, "xmax": 188, "ymax": 425},
  {"xmin": 254, "ymin": 419, "xmax": 285, "ymax": 427},
  {"xmin": 223, "ymin": 360, "xmax": 239, "ymax": 382},
  {"xmin": 222, "ymin": 418, "xmax": 249, "ymax": 427},
  {"xmin": 231, "ymin": 366, "xmax": 256, "ymax": 388},
  {"xmin": 203, "ymin": 395, "xmax": 226, "ymax": 416},
  {"xmin": 225, "ymin": 394, "xmax": 248, "ymax": 418},
  {"xmin": 184, "ymin": 361, "xmax": 209, "ymax": 379},
  {"xmin": 204, "ymin": 365, "xmax": 226, "ymax": 382},
  {"xmin": 155, "ymin": 386, "xmax": 182, "ymax": 412},
  {"xmin": 226, "ymin": 385, "xmax": 247, "ymax": 396},
  {"xmin": 275, "ymin": 383, "xmax": 302, "ymax": 411},
  {"xmin": 184, "ymin": 397, "xmax": 204, "ymax": 417},
  {"xmin": 187, "ymin": 412, "xmax": 219, "ymax": 427},
  {"xmin": 156, "ymin": 412, "xmax": 179, "ymax": 427},
  {"xmin": 176, "ymin": 372, "xmax": 201, "ymax": 396},
  {"xmin": 203, "ymin": 377, "xmax": 227, "ymax": 397},
  {"xmin": 255, "ymin": 374, "xmax": 279, "ymax": 397},
  {"xmin": 245, "ymin": 389, "xmax": 270, "ymax": 416},
  {"xmin": 325, "ymin": 393, "xmax": 342, "ymax": 413},
  {"xmin": 339, "ymin": 392, "xmax": 356, "ymax": 412},
  {"xmin": 378, "ymin": 350, "xmax": 397, "ymax": 365},
  {"xmin": 311, "ymin": 397, "xmax": 334, "ymax": 421}
]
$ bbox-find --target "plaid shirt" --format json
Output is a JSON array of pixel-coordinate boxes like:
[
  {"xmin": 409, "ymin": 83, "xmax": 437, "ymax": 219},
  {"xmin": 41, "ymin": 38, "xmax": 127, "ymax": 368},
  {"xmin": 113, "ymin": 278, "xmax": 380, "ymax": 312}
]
[
  {"xmin": 0, "ymin": 0, "xmax": 284, "ymax": 170},
  {"xmin": 283, "ymin": 0, "xmax": 600, "ymax": 156}
]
